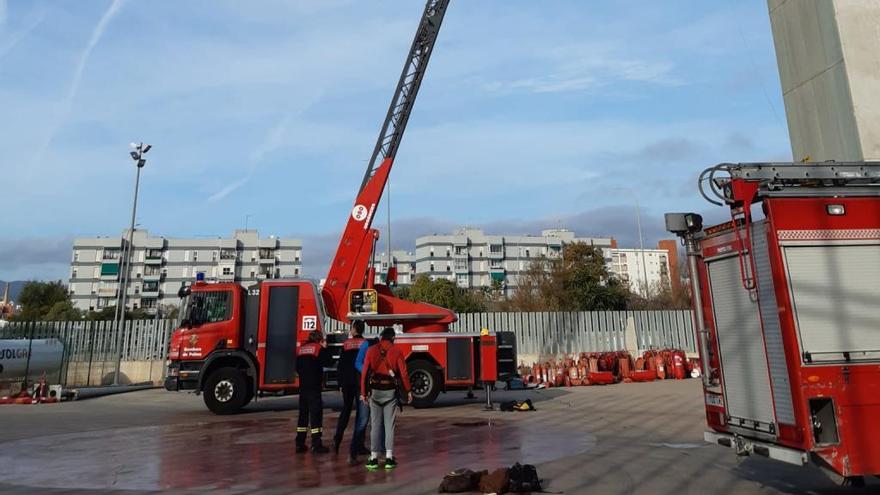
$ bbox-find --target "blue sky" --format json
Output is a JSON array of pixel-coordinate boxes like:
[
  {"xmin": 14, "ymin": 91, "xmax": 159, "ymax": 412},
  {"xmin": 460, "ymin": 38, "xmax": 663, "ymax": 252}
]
[{"xmin": 0, "ymin": 0, "xmax": 791, "ymax": 281}]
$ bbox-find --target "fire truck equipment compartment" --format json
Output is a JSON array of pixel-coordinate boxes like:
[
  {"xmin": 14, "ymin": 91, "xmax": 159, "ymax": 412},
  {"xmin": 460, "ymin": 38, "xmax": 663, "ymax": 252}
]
[{"xmin": 265, "ymin": 286, "xmax": 299, "ymax": 384}]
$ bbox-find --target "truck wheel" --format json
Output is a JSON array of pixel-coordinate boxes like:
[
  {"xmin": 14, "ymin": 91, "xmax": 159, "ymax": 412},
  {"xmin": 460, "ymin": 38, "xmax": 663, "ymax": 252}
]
[
  {"xmin": 408, "ymin": 360, "xmax": 441, "ymax": 408},
  {"xmin": 203, "ymin": 367, "xmax": 250, "ymax": 415}
]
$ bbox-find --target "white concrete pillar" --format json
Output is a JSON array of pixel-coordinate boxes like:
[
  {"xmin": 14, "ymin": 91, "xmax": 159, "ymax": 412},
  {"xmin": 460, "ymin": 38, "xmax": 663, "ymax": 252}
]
[{"xmin": 769, "ymin": 0, "xmax": 880, "ymax": 161}]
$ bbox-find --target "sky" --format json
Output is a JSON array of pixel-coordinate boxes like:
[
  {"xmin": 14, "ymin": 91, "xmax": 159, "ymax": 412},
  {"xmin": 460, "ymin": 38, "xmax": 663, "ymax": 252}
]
[{"xmin": 0, "ymin": 0, "xmax": 792, "ymax": 281}]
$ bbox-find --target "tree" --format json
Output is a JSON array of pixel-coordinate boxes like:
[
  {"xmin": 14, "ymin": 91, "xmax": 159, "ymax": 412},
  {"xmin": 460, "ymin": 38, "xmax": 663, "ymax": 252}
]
[
  {"xmin": 507, "ymin": 243, "xmax": 629, "ymax": 311},
  {"xmin": 405, "ymin": 275, "xmax": 487, "ymax": 313},
  {"xmin": 15, "ymin": 281, "xmax": 74, "ymax": 321},
  {"xmin": 44, "ymin": 301, "xmax": 83, "ymax": 321}
]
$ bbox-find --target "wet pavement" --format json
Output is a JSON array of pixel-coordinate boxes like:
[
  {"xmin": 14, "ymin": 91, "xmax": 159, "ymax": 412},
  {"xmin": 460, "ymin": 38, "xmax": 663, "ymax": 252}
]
[
  {"xmin": 0, "ymin": 414, "xmax": 594, "ymax": 491},
  {"xmin": 1, "ymin": 383, "xmax": 876, "ymax": 494}
]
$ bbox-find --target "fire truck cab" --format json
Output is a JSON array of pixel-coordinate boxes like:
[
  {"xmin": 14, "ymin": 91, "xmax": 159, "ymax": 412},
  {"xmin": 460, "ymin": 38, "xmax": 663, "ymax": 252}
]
[{"xmin": 668, "ymin": 162, "xmax": 880, "ymax": 484}]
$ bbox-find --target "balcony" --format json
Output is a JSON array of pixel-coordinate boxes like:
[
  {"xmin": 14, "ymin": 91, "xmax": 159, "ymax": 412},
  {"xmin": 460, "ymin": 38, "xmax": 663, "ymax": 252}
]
[
  {"xmin": 97, "ymin": 286, "xmax": 118, "ymax": 297},
  {"xmin": 141, "ymin": 289, "xmax": 160, "ymax": 298},
  {"xmin": 143, "ymin": 270, "xmax": 163, "ymax": 282},
  {"xmin": 100, "ymin": 263, "xmax": 120, "ymax": 280},
  {"xmin": 145, "ymin": 250, "xmax": 164, "ymax": 265},
  {"xmin": 488, "ymin": 246, "xmax": 504, "ymax": 259}
]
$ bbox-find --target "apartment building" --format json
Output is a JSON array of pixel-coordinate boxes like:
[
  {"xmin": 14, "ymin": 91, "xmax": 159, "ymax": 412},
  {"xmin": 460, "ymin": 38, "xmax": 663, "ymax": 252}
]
[
  {"xmin": 414, "ymin": 228, "xmax": 616, "ymax": 293},
  {"xmin": 372, "ymin": 250, "xmax": 417, "ymax": 286},
  {"xmin": 68, "ymin": 230, "xmax": 302, "ymax": 314},
  {"xmin": 603, "ymin": 249, "xmax": 666, "ymax": 297}
]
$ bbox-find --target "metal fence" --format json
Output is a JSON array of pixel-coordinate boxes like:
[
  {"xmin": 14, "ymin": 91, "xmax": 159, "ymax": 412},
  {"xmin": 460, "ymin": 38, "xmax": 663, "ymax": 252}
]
[
  {"xmin": 329, "ymin": 310, "xmax": 696, "ymax": 356},
  {"xmin": 1, "ymin": 319, "xmax": 174, "ymax": 387},
  {"xmin": 0, "ymin": 310, "xmax": 694, "ymax": 386}
]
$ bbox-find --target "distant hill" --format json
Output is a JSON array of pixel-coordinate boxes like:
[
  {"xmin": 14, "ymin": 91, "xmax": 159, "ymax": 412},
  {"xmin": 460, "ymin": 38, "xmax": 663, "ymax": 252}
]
[{"xmin": 0, "ymin": 281, "xmax": 28, "ymax": 302}]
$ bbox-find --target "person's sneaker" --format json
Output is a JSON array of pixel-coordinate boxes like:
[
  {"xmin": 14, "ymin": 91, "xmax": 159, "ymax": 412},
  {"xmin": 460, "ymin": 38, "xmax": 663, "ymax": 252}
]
[
  {"xmin": 311, "ymin": 444, "xmax": 330, "ymax": 454},
  {"xmin": 384, "ymin": 457, "xmax": 398, "ymax": 470},
  {"xmin": 295, "ymin": 444, "xmax": 308, "ymax": 454},
  {"xmin": 365, "ymin": 457, "xmax": 380, "ymax": 470}
]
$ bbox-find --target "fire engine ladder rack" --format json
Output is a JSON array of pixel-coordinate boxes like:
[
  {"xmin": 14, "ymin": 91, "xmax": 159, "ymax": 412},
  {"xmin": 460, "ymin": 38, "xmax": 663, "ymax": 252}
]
[
  {"xmin": 358, "ymin": 0, "xmax": 450, "ymax": 193},
  {"xmin": 700, "ymin": 161, "xmax": 880, "ymax": 205}
]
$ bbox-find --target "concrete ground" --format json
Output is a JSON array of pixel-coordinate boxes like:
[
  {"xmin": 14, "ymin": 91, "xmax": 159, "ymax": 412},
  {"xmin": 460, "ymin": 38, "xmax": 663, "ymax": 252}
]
[{"xmin": 0, "ymin": 380, "xmax": 876, "ymax": 494}]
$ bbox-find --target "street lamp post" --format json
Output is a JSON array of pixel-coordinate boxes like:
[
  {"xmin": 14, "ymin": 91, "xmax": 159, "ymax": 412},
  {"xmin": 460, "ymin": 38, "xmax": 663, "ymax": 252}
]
[
  {"xmin": 633, "ymin": 196, "xmax": 650, "ymax": 299},
  {"xmin": 113, "ymin": 142, "xmax": 151, "ymax": 385},
  {"xmin": 612, "ymin": 187, "xmax": 650, "ymax": 299}
]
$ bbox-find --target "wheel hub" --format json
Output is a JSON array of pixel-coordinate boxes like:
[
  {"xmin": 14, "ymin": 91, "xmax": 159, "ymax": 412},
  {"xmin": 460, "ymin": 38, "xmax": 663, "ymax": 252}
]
[
  {"xmin": 214, "ymin": 379, "xmax": 234, "ymax": 403},
  {"xmin": 411, "ymin": 370, "xmax": 431, "ymax": 398}
]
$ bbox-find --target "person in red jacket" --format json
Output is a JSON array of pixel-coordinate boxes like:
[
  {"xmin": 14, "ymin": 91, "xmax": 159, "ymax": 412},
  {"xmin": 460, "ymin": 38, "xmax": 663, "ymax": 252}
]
[{"xmin": 360, "ymin": 327, "xmax": 411, "ymax": 470}]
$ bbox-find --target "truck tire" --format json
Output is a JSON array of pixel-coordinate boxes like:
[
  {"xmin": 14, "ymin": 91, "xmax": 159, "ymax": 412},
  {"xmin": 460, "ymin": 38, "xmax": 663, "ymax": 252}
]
[
  {"xmin": 203, "ymin": 367, "xmax": 250, "ymax": 415},
  {"xmin": 408, "ymin": 359, "xmax": 441, "ymax": 408}
]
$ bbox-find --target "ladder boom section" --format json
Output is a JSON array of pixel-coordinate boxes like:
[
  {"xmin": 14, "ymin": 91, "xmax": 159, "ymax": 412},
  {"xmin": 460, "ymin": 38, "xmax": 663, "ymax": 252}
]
[
  {"xmin": 359, "ymin": 0, "xmax": 449, "ymax": 193},
  {"xmin": 323, "ymin": 0, "xmax": 451, "ymax": 324}
]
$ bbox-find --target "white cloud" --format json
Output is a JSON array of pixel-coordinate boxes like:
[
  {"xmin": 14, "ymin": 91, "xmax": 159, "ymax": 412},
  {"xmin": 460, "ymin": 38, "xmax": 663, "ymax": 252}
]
[
  {"xmin": 0, "ymin": 11, "xmax": 45, "ymax": 61},
  {"xmin": 33, "ymin": 0, "xmax": 125, "ymax": 166},
  {"xmin": 484, "ymin": 49, "xmax": 679, "ymax": 95}
]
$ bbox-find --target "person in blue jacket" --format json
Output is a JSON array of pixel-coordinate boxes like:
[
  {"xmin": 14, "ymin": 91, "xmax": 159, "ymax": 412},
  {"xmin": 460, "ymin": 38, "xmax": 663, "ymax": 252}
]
[{"xmin": 354, "ymin": 334, "xmax": 383, "ymax": 461}]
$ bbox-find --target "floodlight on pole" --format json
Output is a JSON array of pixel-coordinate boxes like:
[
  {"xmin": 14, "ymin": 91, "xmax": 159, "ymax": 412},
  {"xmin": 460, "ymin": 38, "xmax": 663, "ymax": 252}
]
[{"xmin": 113, "ymin": 142, "xmax": 151, "ymax": 385}]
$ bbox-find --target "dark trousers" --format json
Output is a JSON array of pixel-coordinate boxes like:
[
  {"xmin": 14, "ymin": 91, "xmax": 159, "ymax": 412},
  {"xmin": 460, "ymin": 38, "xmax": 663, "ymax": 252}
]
[
  {"xmin": 334, "ymin": 383, "xmax": 367, "ymax": 454},
  {"xmin": 296, "ymin": 388, "xmax": 323, "ymax": 446}
]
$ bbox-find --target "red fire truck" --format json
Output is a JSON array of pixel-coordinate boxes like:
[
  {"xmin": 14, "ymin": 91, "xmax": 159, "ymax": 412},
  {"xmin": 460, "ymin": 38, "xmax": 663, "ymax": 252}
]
[
  {"xmin": 667, "ymin": 162, "xmax": 880, "ymax": 485},
  {"xmin": 164, "ymin": 0, "xmax": 516, "ymax": 414}
]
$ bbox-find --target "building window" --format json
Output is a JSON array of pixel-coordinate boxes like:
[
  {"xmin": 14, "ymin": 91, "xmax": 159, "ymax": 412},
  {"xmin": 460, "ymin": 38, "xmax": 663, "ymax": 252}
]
[
  {"xmin": 102, "ymin": 248, "xmax": 121, "ymax": 260},
  {"xmin": 222, "ymin": 266, "xmax": 233, "ymax": 276},
  {"xmin": 456, "ymin": 274, "xmax": 468, "ymax": 286},
  {"xmin": 72, "ymin": 268, "xmax": 78, "ymax": 278},
  {"xmin": 446, "ymin": 248, "xmax": 451, "ymax": 257},
  {"xmin": 294, "ymin": 268, "xmax": 300, "ymax": 276},
  {"xmin": 192, "ymin": 251, "xmax": 198, "ymax": 262},
  {"xmin": 490, "ymin": 244, "xmax": 502, "ymax": 254},
  {"xmin": 220, "ymin": 249, "xmax": 236, "ymax": 260},
  {"xmin": 490, "ymin": 259, "xmax": 503, "ymax": 269},
  {"xmin": 430, "ymin": 248, "xmax": 434, "ymax": 257},
  {"xmin": 430, "ymin": 262, "xmax": 435, "ymax": 272},
  {"xmin": 182, "ymin": 267, "xmax": 188, "ymax": 278},
  {"xmin": 454, "ymin": 259, "xmax": 468, "ymax": 270},
  {"xmin": 212, "ymin": 251, "xmax": 218, "ymax": 262},
  {"xmin": 73, "ymin": 251, "xmax": 79, "ymax": 262}
]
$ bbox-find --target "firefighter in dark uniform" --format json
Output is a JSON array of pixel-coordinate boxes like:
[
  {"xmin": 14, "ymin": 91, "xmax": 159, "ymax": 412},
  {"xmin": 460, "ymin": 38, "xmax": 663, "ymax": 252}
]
[
  {"xmin": 296, "ymin": 329, "xmax": 332, "ymax": 453},
  {"xmin": 332, "ymin": 320, "xmax": 369, "ymax": 462}
]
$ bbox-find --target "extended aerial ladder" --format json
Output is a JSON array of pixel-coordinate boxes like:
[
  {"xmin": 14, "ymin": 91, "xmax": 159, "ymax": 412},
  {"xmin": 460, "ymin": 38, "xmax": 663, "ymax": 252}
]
[
  {"xmin": 165, "ymin": 0, "xmax": 516, "ymax": 413},
  {"xmin": 322, "ymin": 0, "xmax": 456, "ymax": 332}
]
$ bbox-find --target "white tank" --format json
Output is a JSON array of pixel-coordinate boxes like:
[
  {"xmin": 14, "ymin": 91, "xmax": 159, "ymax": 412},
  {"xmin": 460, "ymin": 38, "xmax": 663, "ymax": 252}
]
[{"xmin": 0, "ymin": 339, "xmax": 64, "ymax": 381}]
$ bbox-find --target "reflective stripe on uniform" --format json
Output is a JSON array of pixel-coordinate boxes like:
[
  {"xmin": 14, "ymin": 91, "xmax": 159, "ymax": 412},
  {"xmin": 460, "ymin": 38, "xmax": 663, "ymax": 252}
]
[
  {"xmin": 310, "ymin": 428, "xmax": 322, "ymax": 434},
  {"xmin": 296, "ymin": 427, "xmax": 308, "ymax": 432}
]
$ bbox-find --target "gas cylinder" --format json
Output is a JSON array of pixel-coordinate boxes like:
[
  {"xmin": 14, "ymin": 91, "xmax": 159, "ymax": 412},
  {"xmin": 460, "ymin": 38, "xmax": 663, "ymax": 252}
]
[
  {"xmin": 554, "ymin": 361, "xmax": 566, "ymax": 387},
  {"xmin": 672, "ymin": 352, "xmax": 685, "ymax": 380},
  {"xmin": 654, "ymin": 355, "xmax": 666, "ymax": 380},
  {"xmin": 618, "ymin": 356, "xmax": 632, "ymax": 382}
]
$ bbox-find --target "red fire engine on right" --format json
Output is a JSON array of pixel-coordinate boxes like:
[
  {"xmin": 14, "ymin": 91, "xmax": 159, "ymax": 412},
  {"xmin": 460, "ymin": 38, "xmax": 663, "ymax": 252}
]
[{"xmin": 667, "ymin": 162, "xmax": 880, "ymax": 485}]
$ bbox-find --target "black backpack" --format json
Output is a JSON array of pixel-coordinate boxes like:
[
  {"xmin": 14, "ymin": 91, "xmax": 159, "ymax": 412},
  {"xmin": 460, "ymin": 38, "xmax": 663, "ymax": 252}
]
[{"xmin": 508, "ymin": 463, "xmax": 542, "ymax": 493}]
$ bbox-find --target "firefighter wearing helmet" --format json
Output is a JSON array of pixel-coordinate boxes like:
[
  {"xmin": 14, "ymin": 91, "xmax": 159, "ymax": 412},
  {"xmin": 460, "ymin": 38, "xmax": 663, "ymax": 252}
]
[{"xmin": 295, "ymin": 329, "xmax": 332, "ymax": 453}]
